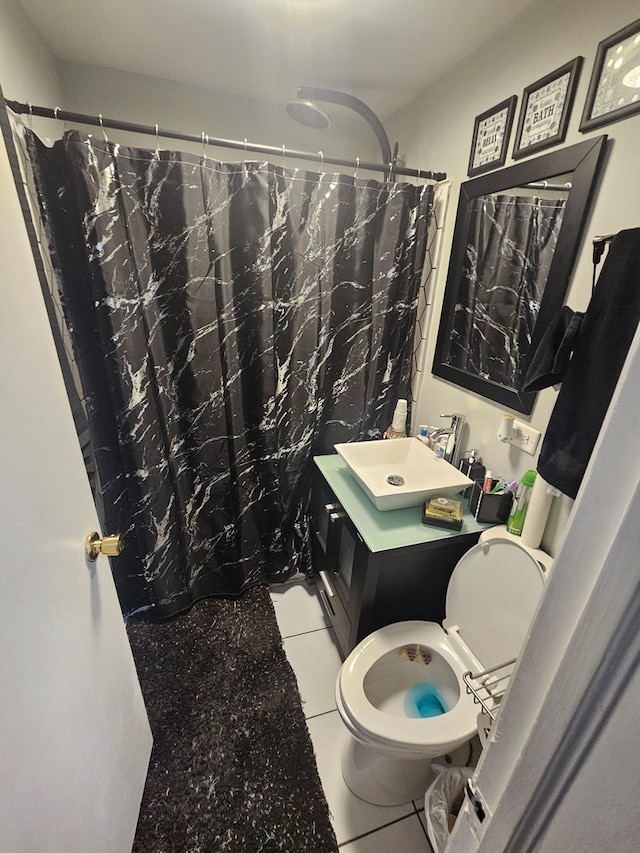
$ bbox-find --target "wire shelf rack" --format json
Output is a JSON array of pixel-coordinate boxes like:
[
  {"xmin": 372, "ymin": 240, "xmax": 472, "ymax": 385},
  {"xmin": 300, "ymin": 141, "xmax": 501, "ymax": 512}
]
[{"xmin": 463, "ymin": 659, "xmax": 516, "ymax": 721}]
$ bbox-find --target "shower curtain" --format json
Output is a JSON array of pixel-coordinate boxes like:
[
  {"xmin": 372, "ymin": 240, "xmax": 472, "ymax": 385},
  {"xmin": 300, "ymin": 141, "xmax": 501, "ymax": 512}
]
[
  {"xmin": 447, "ymin": 192, "xmax": 566, "ymax": 387},
  {"xmin": 27, "ymin": 129, "xmax": 432, "ymax": 618}
]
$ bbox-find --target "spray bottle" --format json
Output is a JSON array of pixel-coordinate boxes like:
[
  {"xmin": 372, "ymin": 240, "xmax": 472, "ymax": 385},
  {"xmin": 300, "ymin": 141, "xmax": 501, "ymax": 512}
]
[{"xmin": 506, "ymin": 469, "xmax": 537, "ymax": 536}]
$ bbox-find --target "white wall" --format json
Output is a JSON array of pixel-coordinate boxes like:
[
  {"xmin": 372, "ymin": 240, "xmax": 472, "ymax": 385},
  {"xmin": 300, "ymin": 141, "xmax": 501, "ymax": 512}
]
[
  {"xmin": 0, "ymin": 2, "xmax": 377, "ymax": 165},
  {"xmin": 387, "ymin": 0, "xmax": 640, "ymax": 553},
  {"xmin": 57, "ymin": 60, "xmax": 379, "ymax": 168},
  {"xmin": 0, "ymin": 0, "xmax": 62, "ymax": 127}
]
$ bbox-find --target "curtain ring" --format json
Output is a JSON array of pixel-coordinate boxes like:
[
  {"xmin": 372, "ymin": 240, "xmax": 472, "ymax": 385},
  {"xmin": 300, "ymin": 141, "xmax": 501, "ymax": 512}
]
[
  {"xmin": 26, "ymin": 101, "xmax": 33, "ymax": 129},
  {"xmin": 98, "ymin": 114, "xmax": 108, "ymax": 144},
  {"xmin": 282, "ymin": 144, "xmax": 286, "ymax": 170},
  {"xmin": 242, "ymin": 138, "xmax": 250, "ymax": 178},
  {"xmin": 53, "ymin": 106, "xmax": 67, "ymax": 134},
  {"xmin": 318, "ymin": 150, "xmax": 324, "ymax": 171},
  {"xmin": 201, "ymin": 131, "xmax": 208, "ymax": 162},
  {"xmin": 354, "ymin": 156, "xmax": 360, "ymax": 181},
  {"xmin": 154, "ymin": 123, "xmax": 160, "ymax": 157}
]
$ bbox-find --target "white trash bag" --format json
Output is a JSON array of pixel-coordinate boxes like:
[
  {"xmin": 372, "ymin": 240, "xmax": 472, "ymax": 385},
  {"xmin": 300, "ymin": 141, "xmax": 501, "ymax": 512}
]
[{"xmin": 424, "ymin": 763, "xmax": 473, "ymax": 853}]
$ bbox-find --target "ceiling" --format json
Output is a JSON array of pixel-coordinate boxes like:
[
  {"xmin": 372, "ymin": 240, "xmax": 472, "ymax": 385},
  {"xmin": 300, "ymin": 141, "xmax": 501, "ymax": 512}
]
[{"xmin": 18, "ymin": 0, "xmax": 537, "ymax": 120}]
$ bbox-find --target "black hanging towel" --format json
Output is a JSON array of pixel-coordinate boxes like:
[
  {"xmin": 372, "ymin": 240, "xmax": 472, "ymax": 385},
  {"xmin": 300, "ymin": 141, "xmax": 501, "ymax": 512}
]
[
  {"xmin": 537, "ymin": 228, "xmax": 640, "ymax": 499},
  {"xmin": 522, "ymin": 305, "xmax": 584, "ymax": 392}
]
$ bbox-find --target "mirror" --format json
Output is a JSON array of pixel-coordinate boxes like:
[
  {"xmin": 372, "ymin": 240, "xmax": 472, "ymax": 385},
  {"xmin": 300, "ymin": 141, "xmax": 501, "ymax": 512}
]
[{"xmin": 432, "ymin": 135, "xmax": 607, "ymax": 414}]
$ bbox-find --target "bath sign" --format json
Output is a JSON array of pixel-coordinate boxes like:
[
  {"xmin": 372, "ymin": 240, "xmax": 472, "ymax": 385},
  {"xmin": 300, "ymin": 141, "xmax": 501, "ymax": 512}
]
[{"xmin": 513, "ymin": 57, "xmax": 582, "ymax": 159}]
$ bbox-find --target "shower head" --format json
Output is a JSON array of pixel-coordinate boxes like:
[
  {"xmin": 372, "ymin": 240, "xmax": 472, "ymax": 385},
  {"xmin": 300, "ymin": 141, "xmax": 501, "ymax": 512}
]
[
  {"xmin": 285, "ymin": 99, "xmax": 332, "ymax": 130},
  {"xmin": 285, "ymin": 87, "xmax": 394, "ymax": 168}
]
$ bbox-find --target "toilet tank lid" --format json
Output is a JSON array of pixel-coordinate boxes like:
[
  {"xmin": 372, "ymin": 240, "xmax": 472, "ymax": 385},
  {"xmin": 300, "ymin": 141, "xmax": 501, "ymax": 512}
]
[{"xmin": 443, "ymin": 539, "xmax": 545, "ymax": 670}]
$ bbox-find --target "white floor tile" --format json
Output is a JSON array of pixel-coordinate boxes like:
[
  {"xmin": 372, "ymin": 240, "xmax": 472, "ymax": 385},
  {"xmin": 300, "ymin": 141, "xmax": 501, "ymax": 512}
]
[
  {"xmin": 417, "ymin": 808, "xmax": 428, "ymax": 836},
  {"xmin": 270, "ymin": 580, "xmax": 330, "ymax": 638},
  {"xmin": 306, "ymin": 710, "xmax": 414, "ymax": 846},
  {"xmin": 283, "ymin": 627, "xmax": 342, "ymax": 717},
  {"xmin": 339, "ymin": 814, "xmax": 432, "ymax": 852}
]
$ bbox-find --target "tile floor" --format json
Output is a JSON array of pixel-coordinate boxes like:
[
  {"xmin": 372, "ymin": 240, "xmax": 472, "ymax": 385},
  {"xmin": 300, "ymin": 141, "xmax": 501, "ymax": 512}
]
[{"xmin": 270, "ymin": 580, "xmax": 435, "ymax": 852}]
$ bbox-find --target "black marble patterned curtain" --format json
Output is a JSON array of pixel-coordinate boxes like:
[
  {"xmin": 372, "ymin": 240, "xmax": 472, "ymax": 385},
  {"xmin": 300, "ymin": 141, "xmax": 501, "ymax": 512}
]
[
  {"xmin": 447, "ymin": 193, "xmax": 566, "ymax": 387},
  {"xmin": 27, "ymin": 130, "xmax": 432, "ymax": 618}
]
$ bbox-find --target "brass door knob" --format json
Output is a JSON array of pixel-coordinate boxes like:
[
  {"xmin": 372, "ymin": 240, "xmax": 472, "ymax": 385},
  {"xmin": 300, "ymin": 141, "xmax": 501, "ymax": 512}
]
[{"xmin": 85, "ymin": 531, "xmax": 124, "ymax": 562}]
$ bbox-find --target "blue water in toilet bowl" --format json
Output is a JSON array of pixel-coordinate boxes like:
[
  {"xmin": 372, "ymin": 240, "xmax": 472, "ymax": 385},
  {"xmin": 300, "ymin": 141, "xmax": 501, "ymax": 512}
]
[{"xmin": 404, "ymin": 682, "xmax": 448, "ymax": 718}]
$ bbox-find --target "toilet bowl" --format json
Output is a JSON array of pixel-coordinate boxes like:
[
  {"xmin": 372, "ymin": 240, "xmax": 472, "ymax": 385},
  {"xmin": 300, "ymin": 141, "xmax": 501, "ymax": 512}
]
[{"xmin": 335, "ymin": 535, "xmax": 546, "ymax": 805}]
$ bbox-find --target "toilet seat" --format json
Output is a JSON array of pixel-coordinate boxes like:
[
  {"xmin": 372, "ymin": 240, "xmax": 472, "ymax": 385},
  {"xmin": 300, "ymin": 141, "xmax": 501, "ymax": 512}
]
[
  {"xmin": 337, "ymin": 539, "xmax": 546, "ymax": 756},
  {"xmin": 337, "ymin": 621, "xmax": 479, "ymax": 756},
  {"xmin": 445, "ymin": 538, "xmax": 546, "ymax": 669}
]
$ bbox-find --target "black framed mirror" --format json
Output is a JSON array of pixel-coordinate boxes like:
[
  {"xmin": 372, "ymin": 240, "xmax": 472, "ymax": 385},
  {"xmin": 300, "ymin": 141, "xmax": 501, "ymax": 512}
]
[{"xmin": 432, "ymin": 135, "xmax": 608, "ymax": 414}]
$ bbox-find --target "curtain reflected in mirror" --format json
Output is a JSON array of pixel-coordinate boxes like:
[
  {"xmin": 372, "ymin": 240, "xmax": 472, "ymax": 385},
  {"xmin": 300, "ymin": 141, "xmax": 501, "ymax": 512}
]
[
  {"xmin": 443, "ymin": 183, "xmax": 569, "ymax": 388},
  {"xmin": 432, "ymin": 136, "xmax": 607, "ymax": 414}
]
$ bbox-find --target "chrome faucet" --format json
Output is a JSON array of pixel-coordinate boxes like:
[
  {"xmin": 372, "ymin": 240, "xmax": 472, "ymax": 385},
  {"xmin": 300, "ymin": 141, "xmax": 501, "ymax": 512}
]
[{"xmin": 429, "ymin": 413, "xmax": 465, "ymax": 467}]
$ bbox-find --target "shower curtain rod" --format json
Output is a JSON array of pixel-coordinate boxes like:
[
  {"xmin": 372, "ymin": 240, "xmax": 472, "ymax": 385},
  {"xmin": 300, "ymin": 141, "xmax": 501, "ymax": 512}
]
[
  {"xmin": 6, "ymin": 99, "xmax": 447, "ymax": 183},
  {"xmin": 517, "ymin": 181, "xmax": 573, "ymax": 191}
]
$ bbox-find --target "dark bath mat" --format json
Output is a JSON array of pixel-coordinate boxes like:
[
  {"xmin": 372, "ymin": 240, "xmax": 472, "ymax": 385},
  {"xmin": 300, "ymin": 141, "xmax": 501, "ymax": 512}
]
[{"xmin": 127, "ymin": 586, "xmax": 338, "ymax": 853}]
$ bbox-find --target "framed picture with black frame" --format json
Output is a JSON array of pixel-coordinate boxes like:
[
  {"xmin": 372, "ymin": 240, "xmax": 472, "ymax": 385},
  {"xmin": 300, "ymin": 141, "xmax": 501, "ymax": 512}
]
[
  {"xmin": 467, "ymin": 96, "xmax": 517, "ymax": 177},
  {"xmin": 580, "ymin": 18, "xmax": 640, "ymax": 132},
  {"xmin": 513, "ymin": 57, "xmax": 583, "ymax": 159}
]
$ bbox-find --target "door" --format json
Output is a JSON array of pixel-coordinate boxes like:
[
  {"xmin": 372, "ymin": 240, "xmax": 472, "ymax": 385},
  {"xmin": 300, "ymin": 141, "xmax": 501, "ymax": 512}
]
[
  {"xmin": 0, "ymin": 127, "xmax": 152, "ymax": 850},
  {"xmin": 447, "ymin": 304, "xmax": 640, "ymax": 850}
]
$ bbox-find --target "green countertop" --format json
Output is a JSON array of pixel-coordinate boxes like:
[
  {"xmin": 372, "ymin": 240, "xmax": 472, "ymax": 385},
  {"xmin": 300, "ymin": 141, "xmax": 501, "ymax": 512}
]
[{"xmin": 314, "ymin": 454, "xmax": 490, "ymax": 553}]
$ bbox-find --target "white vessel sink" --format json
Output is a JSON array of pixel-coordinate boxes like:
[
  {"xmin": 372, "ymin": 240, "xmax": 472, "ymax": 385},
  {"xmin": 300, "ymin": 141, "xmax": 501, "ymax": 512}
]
[{"xmin": 334, "ymin": 438, "xmax": 473, "ymax": 511}]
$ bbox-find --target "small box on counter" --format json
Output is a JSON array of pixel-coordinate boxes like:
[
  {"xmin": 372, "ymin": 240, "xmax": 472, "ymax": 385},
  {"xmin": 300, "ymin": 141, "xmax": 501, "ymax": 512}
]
[
  {"xmin": 422, "ymin": 496, "xmax": 463, "ymax": 531},
  {"xmin": 469, "ymin": 481, "xmax": 513, "ymax": 524}
]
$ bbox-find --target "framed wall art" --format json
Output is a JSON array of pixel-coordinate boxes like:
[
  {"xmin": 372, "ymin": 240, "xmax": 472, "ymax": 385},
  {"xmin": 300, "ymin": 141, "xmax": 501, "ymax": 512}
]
[
  {"xmin": 513, "ymin": 57, "xmax": 583, "ymax": 159},
  {"xmin": 467, "ymin": 96, "xmax": 517, "ymax": 177},
  {"xmin": 580, "ymin": 17, "xmax": 640, "ymax": 132}
]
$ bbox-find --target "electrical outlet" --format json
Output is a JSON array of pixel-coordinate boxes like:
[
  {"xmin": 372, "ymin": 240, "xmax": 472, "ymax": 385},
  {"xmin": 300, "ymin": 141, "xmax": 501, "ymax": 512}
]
[{"xmin": 511, "ymin": 420, "xmax": 541, "ymax": 455}]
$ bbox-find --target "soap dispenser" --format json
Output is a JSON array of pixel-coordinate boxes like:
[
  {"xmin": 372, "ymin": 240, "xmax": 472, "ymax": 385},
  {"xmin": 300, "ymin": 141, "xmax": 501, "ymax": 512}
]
[
  {"xmin": 459, "ymin": 450, "xmax": 486, "ymax": 499},
  {"xmin": 459, "ymin": 449, "xmax": 486, "ymax": 482},
  {"xmin": 384, "ymin": 399, "xmax": 407, "ymax": 439}
]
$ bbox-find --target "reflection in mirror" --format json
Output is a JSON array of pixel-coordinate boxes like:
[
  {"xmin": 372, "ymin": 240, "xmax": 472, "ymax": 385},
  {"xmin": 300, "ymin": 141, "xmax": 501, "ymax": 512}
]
[
  {"xmin": 443, "ymin": 174, "xmax": 571, "ymax": 389},
  {"xmin": 432, "ymin": 136, "xmax": 607, "ymax": 414}
]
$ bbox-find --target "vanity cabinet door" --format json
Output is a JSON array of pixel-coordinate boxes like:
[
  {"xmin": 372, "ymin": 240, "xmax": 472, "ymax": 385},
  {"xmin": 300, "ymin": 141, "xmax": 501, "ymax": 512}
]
[{"xmin": 310, "ymin": 479, "xmax": 354, "ymax": 654}]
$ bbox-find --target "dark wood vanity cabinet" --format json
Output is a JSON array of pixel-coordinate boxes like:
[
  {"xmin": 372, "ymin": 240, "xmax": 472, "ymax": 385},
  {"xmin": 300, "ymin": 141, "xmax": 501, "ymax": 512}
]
[
  {"xmin": 310, "ymin": 475, "xmax": 371, "ymax": 655},
  {"xmin": 311, "ymin": 457, "xmax": 488, "ymax": 658}
]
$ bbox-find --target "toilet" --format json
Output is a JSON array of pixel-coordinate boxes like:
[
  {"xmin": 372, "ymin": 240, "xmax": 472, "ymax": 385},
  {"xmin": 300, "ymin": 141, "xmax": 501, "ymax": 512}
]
[{"xmin": 335, "ymin": 531, "xmax": 547, "ymax": 805}]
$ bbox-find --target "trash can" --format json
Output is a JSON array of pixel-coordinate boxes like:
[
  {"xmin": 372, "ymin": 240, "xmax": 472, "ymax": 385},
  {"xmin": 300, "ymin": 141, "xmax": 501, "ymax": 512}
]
[{"xmin": 424, "ymin": 764, "xmax": 473, "ymax": 853}]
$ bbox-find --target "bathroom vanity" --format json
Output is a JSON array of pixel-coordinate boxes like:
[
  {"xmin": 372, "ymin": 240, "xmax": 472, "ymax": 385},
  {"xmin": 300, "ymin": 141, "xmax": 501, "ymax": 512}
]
[{"xmin": 312, "ymin": 455, "xmax": 490, "ymax": 658}]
